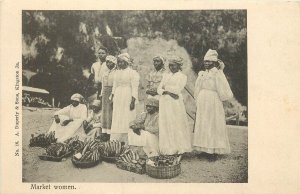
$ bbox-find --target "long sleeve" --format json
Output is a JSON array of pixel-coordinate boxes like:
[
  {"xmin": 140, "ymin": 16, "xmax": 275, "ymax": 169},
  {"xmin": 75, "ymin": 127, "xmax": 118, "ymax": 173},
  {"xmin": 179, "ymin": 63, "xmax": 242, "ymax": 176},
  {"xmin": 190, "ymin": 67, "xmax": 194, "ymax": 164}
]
[
  {"xmin": 215, "ymin": 71, "xmax": 233, "ymax": 101},
  {"xmin": 54, "ymin": 106, "xmax": 70, "ymax": 117},
  {"xmin": 194, "ymin": 72, "xmax": 203, "ymax": 100},
  {"xmin": 111, "ymin": 71, "xmax": 117, "ymax": 96},
  {"xmin": 100, "ymin": 73, "xmax": 105, "ymax": 97},
  {"xmin": 157, "ymin": 75, "xmax": 166, "ymax": 95},
  {"xmin": 129, "ymin": 112, "xmax": 147, "ymax": 128},
  {"xmin": 98, "ymin": 62, "xmax": 107, "ymax": 83},
  {"xmin": 91, "ymin": 64, "xmax": 95, "ymax": 75},
  {"xmin": 164, "ymin": 73, "xmax": 187, "ymax": 95},
  {"xmin": 80, "ymin": 105, "xmax": 88, "ymax": 120},
  {"xmin": 131, "ymin": 70, "xmax": 140, "ymax": 100},
  {"xmin": 86, "ymin": 111, "xmax": 94, "ymax": 123}
]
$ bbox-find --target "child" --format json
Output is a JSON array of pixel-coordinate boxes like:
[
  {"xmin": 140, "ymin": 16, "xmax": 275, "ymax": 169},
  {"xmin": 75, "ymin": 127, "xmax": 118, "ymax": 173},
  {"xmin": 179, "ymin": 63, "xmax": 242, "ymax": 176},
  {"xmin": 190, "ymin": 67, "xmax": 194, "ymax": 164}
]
[
  {"xmin": 83, "ymin": 100, "xmax": 102, "ymax": 140},
  {"xmin": 130, "ymin": 98, "xmax": 160, "ymax": 157}
]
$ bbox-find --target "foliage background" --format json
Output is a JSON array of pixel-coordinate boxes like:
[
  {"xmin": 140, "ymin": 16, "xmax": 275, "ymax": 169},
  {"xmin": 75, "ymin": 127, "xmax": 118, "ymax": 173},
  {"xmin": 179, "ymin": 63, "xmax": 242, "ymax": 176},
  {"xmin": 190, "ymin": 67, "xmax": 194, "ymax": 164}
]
[{"xmin": 22, "ymin": 10, "xmax": 247, "ymax": 119}]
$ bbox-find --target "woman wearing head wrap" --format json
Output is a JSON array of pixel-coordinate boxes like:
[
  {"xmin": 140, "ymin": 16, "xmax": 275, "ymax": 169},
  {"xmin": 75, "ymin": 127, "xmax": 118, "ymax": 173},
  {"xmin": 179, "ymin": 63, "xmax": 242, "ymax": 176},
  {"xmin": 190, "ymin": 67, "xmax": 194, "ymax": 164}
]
[
  {"xmin": 48, "ymin": 93, "xmax": 88, "ymax": 142},
  {"xmin": 145, "ymin": 56, "xmax": 166, "ymax": 100},
  {"xmin": 157, "ymin": 55, "xmax": 192, "ymax": 155},
  {"xmin": 110, "ymin": 53, "xmax": 142, "ymax": 146},
  {"xmin": 99, "ymin": 55, "xmax": 117, "ymax": 136},
  {"xmin": 83, "ymin": 100, "xmax": 102, "ymax": 140},
  {"xmin": 130, "ymin": 98, "xmax": 160, "ymax": 157},
  {"xmin": 193, "ymin": 49, "xmax": 233, "ymax": 158}
]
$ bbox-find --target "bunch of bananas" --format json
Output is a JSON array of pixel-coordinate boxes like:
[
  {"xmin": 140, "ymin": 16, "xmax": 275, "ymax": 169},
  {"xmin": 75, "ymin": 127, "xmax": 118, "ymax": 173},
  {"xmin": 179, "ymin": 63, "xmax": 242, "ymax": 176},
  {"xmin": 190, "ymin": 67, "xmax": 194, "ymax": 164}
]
[
  {"xmin": 64, "ymin": 136, "xmax": 85, "ymax": 153},
  {"xmin": 45, "ymin": 143, "xmax": 70, "ymax": 157},
  {"xmin": 73, "ymin": 139, "xmax": 101, "ymax": 162},
  {"xmin": 101, "ymin": 141, "xmax": 125, "ymax": 157},
  {"xmin": 118, "ymin": 149, "xmax": 146, "ymax": 170},
  {"xmin": 29, "ymin": 131, "xmax": 57, "ymax": 148}
]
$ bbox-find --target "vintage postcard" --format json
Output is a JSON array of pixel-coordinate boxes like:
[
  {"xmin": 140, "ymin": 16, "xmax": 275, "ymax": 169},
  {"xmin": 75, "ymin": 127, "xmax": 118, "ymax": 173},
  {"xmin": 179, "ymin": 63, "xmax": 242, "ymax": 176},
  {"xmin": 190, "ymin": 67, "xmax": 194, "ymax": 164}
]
[{"xmin": 0, "ymin": 0, "xmax": 299, "ymax": 194}]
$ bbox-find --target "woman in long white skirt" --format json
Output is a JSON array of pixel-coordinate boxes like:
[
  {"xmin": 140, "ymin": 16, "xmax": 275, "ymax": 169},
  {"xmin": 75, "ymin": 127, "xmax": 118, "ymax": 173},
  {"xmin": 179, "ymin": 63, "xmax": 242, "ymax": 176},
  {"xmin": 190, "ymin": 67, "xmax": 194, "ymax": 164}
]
[
  {"xmin": 157, "ymin": 56, "xmax": 192, "ymax": 155},
  {"xmin": 110, "ymin": 53, "xmax": 144, "ymax": 145},
  {"xmin": 193, "ymin": 49, "xmax": 233, "ymax": 156},
  {"xmin": 48, "ymin": 93, "xmax": 87, "ymax": 142}
]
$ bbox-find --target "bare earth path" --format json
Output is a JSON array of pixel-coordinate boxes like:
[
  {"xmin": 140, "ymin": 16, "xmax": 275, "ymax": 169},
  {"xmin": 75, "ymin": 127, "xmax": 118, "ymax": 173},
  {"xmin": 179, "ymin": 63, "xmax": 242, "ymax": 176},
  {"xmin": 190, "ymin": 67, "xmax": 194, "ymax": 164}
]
[{"xmin": 22, "ymin": 108, "xmax": 247, "ymax": 183}]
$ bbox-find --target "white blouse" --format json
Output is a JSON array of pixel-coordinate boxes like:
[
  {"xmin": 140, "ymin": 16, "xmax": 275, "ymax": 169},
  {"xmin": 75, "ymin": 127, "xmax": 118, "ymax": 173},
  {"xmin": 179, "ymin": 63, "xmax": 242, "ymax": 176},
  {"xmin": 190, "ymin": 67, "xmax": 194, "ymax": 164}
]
[
  {"xmin": 157, "ymin": 71, "xmax": 187, "ymax": 95},
  {"xmin": 194, "ymin": 67, "xmax": 233, "ymax": 101},
  {"xmin": 54, "ymin": 104, "xmax": 87, "ymax": 120},
  {"xmin": 112, "ymin": 67, "xmax": 140, "ymax": 99}
]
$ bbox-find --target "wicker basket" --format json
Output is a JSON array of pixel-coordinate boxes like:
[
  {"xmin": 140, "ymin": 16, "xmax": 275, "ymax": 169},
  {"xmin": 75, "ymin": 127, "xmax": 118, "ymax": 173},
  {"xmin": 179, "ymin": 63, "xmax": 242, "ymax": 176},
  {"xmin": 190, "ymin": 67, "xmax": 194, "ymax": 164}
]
[
  {"xmin": 146, "ymin": 163, "xmax": 181, "ymax": 179},
  {"xmin": 38, "ymin": 151, "xmax": 73, "ymax": 162},
  {"xmin": 71, "ymin": 157, "xmax": 101, "ymax": 168},
  {"xmin": 102, "ymin": 156, "xmax": 119, "ymax": 163}
]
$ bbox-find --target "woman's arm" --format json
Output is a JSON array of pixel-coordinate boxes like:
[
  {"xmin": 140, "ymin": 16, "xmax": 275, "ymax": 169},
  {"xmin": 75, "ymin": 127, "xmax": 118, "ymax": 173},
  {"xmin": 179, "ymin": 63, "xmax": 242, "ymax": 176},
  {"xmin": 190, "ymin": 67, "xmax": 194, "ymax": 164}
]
[
  {"xmin": 157, "ymin": 75, "xmax": 166, "ymax": 95},
  {"xmin": 194, "ymin": 73, "xmax": 202, "ymax": 101},
  {"xmin": 54, "ymin": 106, "xmax": 70, "ymax": 117},
  {"xmin": 216, "ymin": 71, "xmax": 233, "ymax": 101},
  {"xmin": 131, "ymin": 70, "xmax": 140, "ymax": 101},
  {"xmin": 164, "ymin": 73, "xmax": 187, "ymax": 95}
]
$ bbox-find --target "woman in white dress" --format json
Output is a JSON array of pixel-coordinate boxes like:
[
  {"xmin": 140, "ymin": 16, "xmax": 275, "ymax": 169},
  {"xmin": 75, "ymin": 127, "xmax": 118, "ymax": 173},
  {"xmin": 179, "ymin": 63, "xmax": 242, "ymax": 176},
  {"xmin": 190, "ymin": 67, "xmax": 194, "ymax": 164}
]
[
  {"xmin": 110, "ymin": 53, "xmax": 143, "ymax": 145},
  {"xmin": 157, "ymin": 56, "xmax": 192, "ymax": 155},
  {"xmin": 48, "ymin": 93, "xmax": 87, "ymax": 142},
  {"xmin": 193, "ymin": 49, "xmax": 233, "ymax": 156}
]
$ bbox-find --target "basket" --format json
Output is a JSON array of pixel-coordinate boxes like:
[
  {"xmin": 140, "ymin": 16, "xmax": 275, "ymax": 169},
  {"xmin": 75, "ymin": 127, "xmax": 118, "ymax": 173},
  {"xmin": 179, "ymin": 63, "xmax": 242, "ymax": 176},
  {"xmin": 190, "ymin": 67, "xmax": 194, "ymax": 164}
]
[
  {"xmin": 38, "ymin": 151, "xmax": 73, "ymax": 162},
  {"xmin": 116, "ymin": 160, "xmax": 146, "ymax": 174},
  {"xmin": 146, "ymin": 163, "xmax": 181, "ymax": 179},
  {"xmin": 71, "ymin": 157, "xmax": 101, "ymax": 168},
  {"xmin": 102, "ymin": 156, "xmax": 119, "ymax": 163}
]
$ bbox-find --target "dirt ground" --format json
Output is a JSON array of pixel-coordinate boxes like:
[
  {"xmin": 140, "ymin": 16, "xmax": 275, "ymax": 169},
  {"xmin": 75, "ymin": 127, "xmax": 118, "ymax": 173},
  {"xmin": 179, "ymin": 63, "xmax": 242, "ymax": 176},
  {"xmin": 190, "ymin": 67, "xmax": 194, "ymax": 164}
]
[{"xmin": 22, "ymin": 107, "xmax": 248, "ymax": 183}]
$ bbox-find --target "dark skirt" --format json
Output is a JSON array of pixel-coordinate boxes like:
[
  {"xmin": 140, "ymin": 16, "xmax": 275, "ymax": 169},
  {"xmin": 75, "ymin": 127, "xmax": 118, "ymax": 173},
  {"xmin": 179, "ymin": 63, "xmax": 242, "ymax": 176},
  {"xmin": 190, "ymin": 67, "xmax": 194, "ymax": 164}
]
[{"xmin": 101, "ymin": 86, "xmax": 113, "ymax": 131}]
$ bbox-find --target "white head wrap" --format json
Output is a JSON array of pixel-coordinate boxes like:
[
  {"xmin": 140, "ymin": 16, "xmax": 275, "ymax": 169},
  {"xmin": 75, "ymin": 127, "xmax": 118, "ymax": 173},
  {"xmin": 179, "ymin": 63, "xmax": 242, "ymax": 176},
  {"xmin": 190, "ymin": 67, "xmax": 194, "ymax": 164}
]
[
  {"xmin": 168, "ymin": 55, "xmax": 183, "ymax": 66},
  {"xmin": 153, "ymin": 55, "xmax": 166, "ymax": 65},
  {"xmin": 204, "ymin": 49, "xmax": 218, "ymax": 62},
  {"xmin": 70, "ymin": 93, "xmax": 84, "ymax": 102},
  {"xmin": 117, "ymin": 53, "xmax": 131, "ymax": 64},
  {"xmin": 91, "ymin": 100, "xmax": 101, "ymax": 108},
  {"xmin": 106, "ymin": 55, "xmax": 117, "ymax": 64}
]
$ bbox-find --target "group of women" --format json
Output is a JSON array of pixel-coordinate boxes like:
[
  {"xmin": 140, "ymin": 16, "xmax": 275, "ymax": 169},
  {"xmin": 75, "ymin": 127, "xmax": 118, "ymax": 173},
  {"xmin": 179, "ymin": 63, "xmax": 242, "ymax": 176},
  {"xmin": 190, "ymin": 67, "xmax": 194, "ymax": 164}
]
[{"xmin": 48, "ymin": 47, "xmax": 233, "ymax": 159}]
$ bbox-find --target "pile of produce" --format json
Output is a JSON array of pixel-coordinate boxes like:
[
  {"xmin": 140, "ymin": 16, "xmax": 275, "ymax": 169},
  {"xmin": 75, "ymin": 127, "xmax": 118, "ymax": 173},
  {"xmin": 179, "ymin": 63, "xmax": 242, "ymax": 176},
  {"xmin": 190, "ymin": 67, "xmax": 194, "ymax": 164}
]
[
  {"xmin": 116, "ymin": 149, "xmax": 146, "ymax": 174},
  {"xmin": 29, "ymin": 131, "xmax": 57, "ymax": 148},
  {"xmin": 146, "ymin": 155, "xmax": 182, "ymax": 167},
  {"xmin": 64, "ymin": 136, "xmax": 85, "ymax": 153},
  {"xmin": 73, "ymin": 139, "xmax": 102, "ymax": 163},
  {"xmin": 45, "ymin": 142, "xmax": 72, "ymax": 158},
  {"xmin": 101, "ymin": 141, "xmax": 125, "ymax": 157}
]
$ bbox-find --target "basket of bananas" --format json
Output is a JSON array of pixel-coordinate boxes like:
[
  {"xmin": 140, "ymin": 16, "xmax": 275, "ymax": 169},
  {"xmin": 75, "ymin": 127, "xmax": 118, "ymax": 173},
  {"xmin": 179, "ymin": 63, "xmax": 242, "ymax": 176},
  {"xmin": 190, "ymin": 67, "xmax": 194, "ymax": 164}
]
[
  {"xmin": 39, "ymin": 142, "xmax": 72, "ymax": 162},
  {"xmin": 64, "ymin": 136, "xmax": 85, "ymax": 154},
  {"xmin": 145, "ymin": 155, "xmax": 182, "ymax": 179},
  {"xmin": 71, "ymin": 139, "xmax": 102, "ymax": 168},
  {"xmin": 100, "ymin": 141, "xmax": 125, "ymax": 163},
  {"xmin": 116, "ymin": 149, "xmax": 146, "ymax": 174}
]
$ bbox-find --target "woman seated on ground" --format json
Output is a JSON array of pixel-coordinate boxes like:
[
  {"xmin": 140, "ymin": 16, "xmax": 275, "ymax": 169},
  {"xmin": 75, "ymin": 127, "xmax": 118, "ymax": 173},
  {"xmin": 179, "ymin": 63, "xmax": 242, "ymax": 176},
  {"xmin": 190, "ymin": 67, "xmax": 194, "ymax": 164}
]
[
  {"xmin": 83, "ymin": 100, "xmax": 102, "ymax": 140},
  {"xmin": 48, "ymin": 93, "xmax": 87, "ymax": 142},
  {"xmin": 129, "ymin": 98, "xmax": 160, "ymax": 158}
]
